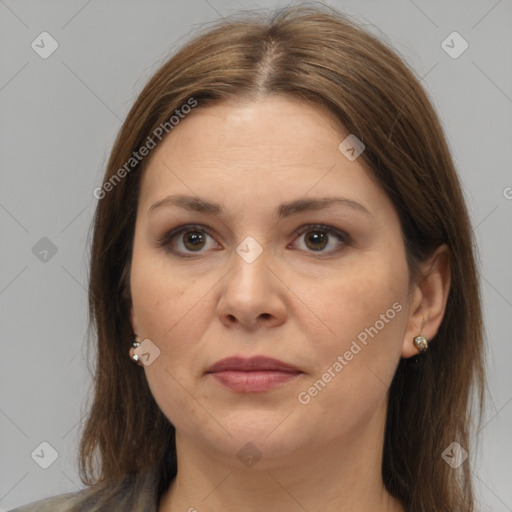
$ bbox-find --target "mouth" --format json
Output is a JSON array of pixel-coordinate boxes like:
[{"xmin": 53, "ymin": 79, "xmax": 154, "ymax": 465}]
[{"xmin": 205, "ymin": 356, "xmax": 303, "ymax": 393}]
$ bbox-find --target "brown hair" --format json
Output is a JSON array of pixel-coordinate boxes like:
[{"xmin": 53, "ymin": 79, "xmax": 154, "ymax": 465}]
[{"xmin": 77, "ymin": 4, "xmax": 485, "ymax": 511}]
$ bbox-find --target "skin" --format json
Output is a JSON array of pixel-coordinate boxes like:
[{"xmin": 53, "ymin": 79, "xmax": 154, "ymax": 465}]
[{"xmin": 128, "ymin": 96, "xmax": 451, "ymax": 512}]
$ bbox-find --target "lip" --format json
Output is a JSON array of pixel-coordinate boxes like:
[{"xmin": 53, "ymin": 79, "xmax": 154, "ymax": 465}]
[
  {"xmin": 206, "ymin": 356, "xmax": 303, "ymax": 393},
  {"xmin": 206, "ymin": 356, "xmax": 301, "ymax": 373}
]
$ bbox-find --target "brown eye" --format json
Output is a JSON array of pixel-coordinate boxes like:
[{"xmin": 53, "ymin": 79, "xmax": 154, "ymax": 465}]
[
  {"xmin": 292, "ymin": 224, "xmax": 348, "ymax": 255},
  {"xmin": 182, "ymin": 231, "xmax": 206, "ymax": 251},
  {"xmin": 304, "ymin": 230, "xmax": 328, "ymax": 251},
  {"xmin": 159, "ymin": 224, "xmax": 219, "ymax": 257}
]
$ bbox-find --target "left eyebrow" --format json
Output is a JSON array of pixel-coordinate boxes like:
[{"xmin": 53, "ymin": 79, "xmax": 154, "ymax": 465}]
[
  {"xmin": 277, "ymin": 196, "xmax": 372, "ymax": 218},
  {"xmin": 147, "ymin": 194, "xmax": 372, "ymax": 218}
]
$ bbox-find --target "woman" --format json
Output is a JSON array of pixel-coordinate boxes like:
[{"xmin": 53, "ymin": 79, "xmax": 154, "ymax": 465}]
[{"xmin": 11, "ymin": 4, "xmax": 485, "ymax": 512}]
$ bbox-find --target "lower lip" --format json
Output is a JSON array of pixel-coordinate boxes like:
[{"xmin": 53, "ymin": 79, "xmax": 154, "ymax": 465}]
[{"xmin": 208, "ymin": 370, "xmax": 302, "ymax": 392}]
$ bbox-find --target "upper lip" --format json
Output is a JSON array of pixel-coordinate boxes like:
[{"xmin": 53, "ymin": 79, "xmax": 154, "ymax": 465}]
[{"xmin": 206, "ymin": 356, "xmax": 302, "ymax": 373}]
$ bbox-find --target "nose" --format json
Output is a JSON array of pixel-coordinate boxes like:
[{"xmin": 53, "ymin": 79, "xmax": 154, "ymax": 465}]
[{"xmin": 216, "ymin": 244, "xmax": 287, "ymax": 330}]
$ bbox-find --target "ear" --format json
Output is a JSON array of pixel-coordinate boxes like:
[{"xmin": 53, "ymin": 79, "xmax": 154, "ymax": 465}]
[
  {"xmin": 130, "ymin": 305, "xmax": 140, "ymax": 338},
  {"xmin": 128, "ymin": 306, "xmax": 143, "ymax": 362},
  {"xmin": 401, "ymin": 244, "xmax": 451, "ymax": 358}
]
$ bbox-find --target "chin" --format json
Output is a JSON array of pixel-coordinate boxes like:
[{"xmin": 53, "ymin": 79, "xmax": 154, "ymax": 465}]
[{"xmin": 194, "ymin": 413, "xmax": 312, "ymax": 463}]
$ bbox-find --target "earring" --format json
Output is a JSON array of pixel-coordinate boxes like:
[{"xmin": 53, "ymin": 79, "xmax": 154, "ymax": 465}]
[
  {"xmin": 130, "ymin": 339, "xmax": 141, "ymax": 364},
  {"xmin": 413, "ymin": 335, "xmax": 429, "ymax": 352}
]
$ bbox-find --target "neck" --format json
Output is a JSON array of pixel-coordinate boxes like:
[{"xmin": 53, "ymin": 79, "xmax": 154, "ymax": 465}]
[{"xmin": 158, "ymin": 399, "xmax": 405, "ymax": 512}]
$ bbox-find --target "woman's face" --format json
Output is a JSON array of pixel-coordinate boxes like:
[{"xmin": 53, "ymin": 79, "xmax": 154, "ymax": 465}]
[{"xmin": 129, "ymin": 96, "xmax": 419, "ymax": 465}]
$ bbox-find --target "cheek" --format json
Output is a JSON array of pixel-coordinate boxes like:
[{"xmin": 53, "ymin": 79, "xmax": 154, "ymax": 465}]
[
  {"xmin": 296, "ymin": 254, "xmax": 409, "ymax": 406},
  {"xmin": 299, "ymin": 253, "xmax": 408, "ymax": 349},
  {"xmin": 130, "ymin": 249, "xmax": 209, "ymax": 429},
  {"xmin": 129, "ymin": 241, "xmax": 223, "ymax": 386},
  {"xmin": 130, "ymin": 275, "xmax": 206, "ymax": 372},
  {"xmin": 130, "ymin": 240, "xmax": 198, "ymax": 339}
]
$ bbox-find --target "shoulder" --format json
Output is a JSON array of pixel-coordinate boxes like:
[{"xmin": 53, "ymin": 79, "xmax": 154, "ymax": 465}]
[
  {"xmin": 8, "ymin": 490, "xmax": 85, "ymax": 512},
  {"xmin": 8, "ymin": 469, "xmax": 162, "ymax": 512}
]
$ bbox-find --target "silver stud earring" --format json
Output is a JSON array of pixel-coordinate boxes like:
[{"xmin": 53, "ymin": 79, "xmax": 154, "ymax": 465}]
[{"xmin": 131, "ymin": 340, "xmax": 141, "ymax": 364}]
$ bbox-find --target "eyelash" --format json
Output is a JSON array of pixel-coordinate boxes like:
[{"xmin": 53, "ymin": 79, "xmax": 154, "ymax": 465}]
[{"xmin": 158, "ymin": 223, "xmax": 350, "ymax": 258}]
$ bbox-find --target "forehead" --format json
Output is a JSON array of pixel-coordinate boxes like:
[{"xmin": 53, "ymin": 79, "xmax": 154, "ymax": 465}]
[
  {"xmin": 168, "ymin": 96, "xmax": 346, "ymax": 153},
  {"xmin": 138, "ymin": 96, "xmax": 387, "ymax": 218}
]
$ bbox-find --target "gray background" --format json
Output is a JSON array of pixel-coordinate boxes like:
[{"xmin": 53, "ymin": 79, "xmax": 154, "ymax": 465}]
[{"xmin": 1, "ymin": 0, "xmax": 511, "ymax": 510}]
